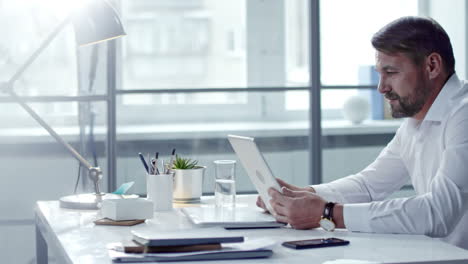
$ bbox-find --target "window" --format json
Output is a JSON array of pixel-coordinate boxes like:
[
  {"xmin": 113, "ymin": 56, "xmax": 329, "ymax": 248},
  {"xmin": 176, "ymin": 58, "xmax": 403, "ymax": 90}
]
[
  {"xmin": 288, "ymin": 0, "xmax": 418, "ymax": 118},
  {"xmin": 114, "ymin": 0, "xmax": 423, "ymax": 193},
  {"xmin": 321, "ymin": 0, "xmax": 418, "ymax": 86},
  {"xmin": 0, "ymin": 0, "xmax": 80, "ymax": 127},
  {"xmin": 116, "ymin": 0, "xmax": 312, "ymax": 193},
  {"xmin": 0, "ymin": 0, "xmax": 434, "ymax": 195},
  {"xmin": 319, "ymin": 0, "xmax": 418, "ymax": 185},
  {"xmin": 117, "ymin": 0, "xmax": 313, "ymax": 124}
]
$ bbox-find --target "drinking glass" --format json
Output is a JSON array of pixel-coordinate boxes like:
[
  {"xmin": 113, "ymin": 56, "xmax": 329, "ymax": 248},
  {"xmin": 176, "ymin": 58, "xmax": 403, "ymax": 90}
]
[{"xmin": 213, "ymin": 160, "xmax": 236, "ymax": 207}]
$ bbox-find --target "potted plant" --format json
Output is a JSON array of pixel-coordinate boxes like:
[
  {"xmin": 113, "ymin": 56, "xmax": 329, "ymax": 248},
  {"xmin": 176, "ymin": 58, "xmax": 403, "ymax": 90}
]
[
  {"xmin": 170, "ymin": 155, "xmax": 206, "ymax": 203},
  {"xmin": 172, "ymin": 155, "xmax": 201, "ymax": 170}
]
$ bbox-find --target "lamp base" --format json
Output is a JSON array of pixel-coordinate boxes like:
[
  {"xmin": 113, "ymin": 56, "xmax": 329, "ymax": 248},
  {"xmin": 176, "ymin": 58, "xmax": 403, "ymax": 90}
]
[{"xmin": 59, "ymin": 193, "xmax": 126, "ymax": 210}]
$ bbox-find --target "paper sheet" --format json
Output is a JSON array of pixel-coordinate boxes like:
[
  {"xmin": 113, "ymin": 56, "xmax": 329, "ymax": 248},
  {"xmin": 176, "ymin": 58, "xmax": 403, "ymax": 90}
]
[{"xmin": 322, "ymin": 260, "xmax": 382, "ymax": 264}]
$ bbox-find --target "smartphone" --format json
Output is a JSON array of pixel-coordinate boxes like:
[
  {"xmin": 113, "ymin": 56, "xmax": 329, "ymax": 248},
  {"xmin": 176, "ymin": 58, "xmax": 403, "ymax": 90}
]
[{"xmin": 282, "ymin": 238, "xmax": 350, "ymax": 249}]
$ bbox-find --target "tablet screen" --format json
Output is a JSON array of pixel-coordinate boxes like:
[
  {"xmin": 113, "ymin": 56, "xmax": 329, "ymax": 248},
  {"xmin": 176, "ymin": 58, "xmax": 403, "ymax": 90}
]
[{"xmin": 228, "ymin": 135, "xmax": 282, "ymax": 215}]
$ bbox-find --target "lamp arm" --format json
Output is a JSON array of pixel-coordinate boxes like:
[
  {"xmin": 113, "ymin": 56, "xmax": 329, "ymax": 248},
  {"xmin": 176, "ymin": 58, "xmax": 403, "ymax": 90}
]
[
  {"xmin": 7, "ymin": 89, "xmax": 103, "ymax": 194},
  {"xmin": 9, "ymin": 91, "xmax": 93, "ymax": 168},
  {"xmin": 2, "ymin": 14, "xmax": 104, "ymax": 195},
  {"xmin": 7, "ymin": 90, "xmax": 103, "ymax": 192},
  {"xmin": 7, "ymin": 15, "xmax": 71, "ymax": 86}
]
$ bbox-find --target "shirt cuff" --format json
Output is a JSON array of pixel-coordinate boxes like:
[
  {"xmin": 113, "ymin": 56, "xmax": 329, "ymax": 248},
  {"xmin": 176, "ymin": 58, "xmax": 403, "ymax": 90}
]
[
  {"xmin": 311, "ymin": 184, "xmax": 342, "ymax": 203},
  {"xmin": 343, "ymin": 203, "xmax": 373, "ymax": 232}
]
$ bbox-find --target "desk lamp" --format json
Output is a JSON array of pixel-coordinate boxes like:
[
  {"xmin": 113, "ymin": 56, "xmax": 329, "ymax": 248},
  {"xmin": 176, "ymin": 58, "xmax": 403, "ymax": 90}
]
[{"xmin": 0, "ymin": 0, "xmax": 126, "ymax": 209}]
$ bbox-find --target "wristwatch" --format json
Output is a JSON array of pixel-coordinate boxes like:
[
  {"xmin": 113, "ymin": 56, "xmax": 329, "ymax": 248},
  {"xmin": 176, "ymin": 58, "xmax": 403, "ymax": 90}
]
[{"xmin": 319, "ymin": 202, "xmax": 336, "ymax": 232}]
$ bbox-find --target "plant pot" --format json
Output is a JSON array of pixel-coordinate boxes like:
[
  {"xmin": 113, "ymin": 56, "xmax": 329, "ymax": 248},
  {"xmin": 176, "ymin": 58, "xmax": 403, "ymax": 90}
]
[{"xmin": 172, "ymin": 166, "xmax": 206, "ymax": 203}]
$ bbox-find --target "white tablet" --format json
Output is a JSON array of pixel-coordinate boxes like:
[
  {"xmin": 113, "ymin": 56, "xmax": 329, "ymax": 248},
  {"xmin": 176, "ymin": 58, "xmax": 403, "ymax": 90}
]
[
  {"xmin": 227, "ymin": 135, "xmax": 282, "ymax": 215},
  {"xmin": 181, "ymin": 206, "xmax": 285, "ymax": 228}
]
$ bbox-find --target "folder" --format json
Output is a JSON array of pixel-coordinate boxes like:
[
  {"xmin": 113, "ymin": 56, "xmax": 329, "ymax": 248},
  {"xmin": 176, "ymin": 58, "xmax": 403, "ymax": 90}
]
[{"xmin": 110, "ymin": 249, "xmax": 273, "ymax": 263}]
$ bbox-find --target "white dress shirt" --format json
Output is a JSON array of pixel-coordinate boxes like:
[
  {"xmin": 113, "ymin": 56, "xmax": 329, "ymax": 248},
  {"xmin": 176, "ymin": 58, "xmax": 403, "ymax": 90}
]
[{"xmin": 313, "ymin": 74, "xmax": 468, "ymax": 249}]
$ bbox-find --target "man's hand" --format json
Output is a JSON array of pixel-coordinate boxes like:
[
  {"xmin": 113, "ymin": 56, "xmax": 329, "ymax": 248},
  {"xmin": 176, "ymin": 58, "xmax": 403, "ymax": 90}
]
[
  {"xmin": 256, "ymin": 178, "xmax": 315, "ymax": 211},
  {"xmin": 268, "ymin": 187, "xmax": 326, "ymax": 229}
]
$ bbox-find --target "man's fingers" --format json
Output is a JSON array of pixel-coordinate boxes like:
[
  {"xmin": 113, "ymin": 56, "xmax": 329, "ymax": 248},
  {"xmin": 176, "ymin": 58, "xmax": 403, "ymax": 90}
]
[
  {"xmin": 277, "ymin": 178, "xmax": 295, "ymax": 190},
  {"xmin": 256, "ymin": 196, "xmax": 264, "ymax": 208},
  {"xmin": 281, "ymin": 187, "xmax": 296, "ymax": 197},
  {"xmin": 282, "ymin": 187, "xmax": 309, "ymax": 198},
  {"xmin": 270, "ymin": 200, "xmax": 289, "ymax": 217},
  {"xmin": 268, "ymin": 188, "xmax": 292, "ymax": 206},
  {"xmin": 256, "ymin": 196, "xmax": 269, "ymax": 212},
  {"xmin": 276, "ymin": 178, "xmax": 315, "ymax": 193},
  {"xmin": 273, "ymin": 213, "xmax": 288, "ymax": 224}
]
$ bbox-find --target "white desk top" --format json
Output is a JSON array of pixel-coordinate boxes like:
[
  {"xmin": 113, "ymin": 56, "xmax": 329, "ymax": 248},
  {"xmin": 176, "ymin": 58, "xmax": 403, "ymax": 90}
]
[{"xmin": 35, "ymin": 195, "xmax": 468, "ymax": 264}]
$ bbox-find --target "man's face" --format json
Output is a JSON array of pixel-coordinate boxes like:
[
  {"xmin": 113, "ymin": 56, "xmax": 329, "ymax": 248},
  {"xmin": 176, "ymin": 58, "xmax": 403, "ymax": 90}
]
[{"xmin": 375, "ymin": 51, "xmax": 431, "ymax": 118}]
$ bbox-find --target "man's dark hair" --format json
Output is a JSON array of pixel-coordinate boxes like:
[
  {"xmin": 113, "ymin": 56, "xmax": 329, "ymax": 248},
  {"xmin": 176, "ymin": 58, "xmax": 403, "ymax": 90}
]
[{"xmin": 372, "ymin": 16, "xmax": 455, "ymax": 75}]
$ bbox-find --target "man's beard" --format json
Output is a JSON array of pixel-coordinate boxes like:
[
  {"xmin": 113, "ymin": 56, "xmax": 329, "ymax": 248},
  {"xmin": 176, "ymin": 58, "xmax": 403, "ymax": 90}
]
[{"xmin": 385, "ymin": 81, "xmax": 429, "ymax": 118}]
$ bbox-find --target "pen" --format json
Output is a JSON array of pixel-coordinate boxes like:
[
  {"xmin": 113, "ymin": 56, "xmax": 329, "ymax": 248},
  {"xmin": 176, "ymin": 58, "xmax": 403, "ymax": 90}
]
[
  {"xmin": 138, "ymin": 152, "xmax": 149, "ymax": 174},
  {"xmin": 147, "ymin": 153, "xmax": 152, "ymax": 174},
  {"xmin": 154, "ymin": 152, "xmax": 159, "ymax": 174},
  {"xmin": 151, "ymin": 158, "xmax": 156, "ymax": 174},
  {"xmin": 166, "ymin": 148, "xmax": 176, "ymax": 174}
]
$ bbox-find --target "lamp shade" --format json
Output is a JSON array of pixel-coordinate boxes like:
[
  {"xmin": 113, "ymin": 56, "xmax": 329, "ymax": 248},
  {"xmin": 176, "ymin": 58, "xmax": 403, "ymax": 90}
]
[{"xmin": 72, "ymin": 0, "xmax": 126, "ymax": 46}]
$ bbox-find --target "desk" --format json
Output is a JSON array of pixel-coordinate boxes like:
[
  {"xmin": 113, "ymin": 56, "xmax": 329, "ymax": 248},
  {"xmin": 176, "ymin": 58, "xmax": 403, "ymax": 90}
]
[{"xmin": 35, "ymin": 195, "xmax": 468, "ymax": 264}]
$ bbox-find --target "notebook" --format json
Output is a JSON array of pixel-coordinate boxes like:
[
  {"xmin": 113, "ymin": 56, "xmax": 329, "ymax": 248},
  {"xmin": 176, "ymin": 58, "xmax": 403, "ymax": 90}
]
[
  {"xmin": 132, "ymin": 228, "xmax": 243, "ymax": 247},
  {"xmin": 182, "ymin": 206, "xmax": 285, "ymax": 229}
]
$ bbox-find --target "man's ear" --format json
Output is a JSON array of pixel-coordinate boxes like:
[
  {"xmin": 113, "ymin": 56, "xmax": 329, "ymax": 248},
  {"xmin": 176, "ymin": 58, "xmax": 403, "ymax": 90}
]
[{"xmin": 425, "ymin": 53, "xmax": 443, "ymax": 79}]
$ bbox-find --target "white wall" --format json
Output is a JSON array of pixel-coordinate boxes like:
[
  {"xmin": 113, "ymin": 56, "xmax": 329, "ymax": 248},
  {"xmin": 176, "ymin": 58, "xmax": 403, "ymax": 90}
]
[{"xmin": 0, "ymin": 156, "xmax": 85, "ymax": 264}]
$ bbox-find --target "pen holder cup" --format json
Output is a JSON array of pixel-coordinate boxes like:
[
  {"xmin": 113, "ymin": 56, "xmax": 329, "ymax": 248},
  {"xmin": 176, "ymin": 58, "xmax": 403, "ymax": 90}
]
[
  {"xmin": 172, "ymin": 166, "xmax": 206, "ymax": 203},
  {"xmin": 146, "ymin": 173, "xmax": 174, "ymax": 211}
]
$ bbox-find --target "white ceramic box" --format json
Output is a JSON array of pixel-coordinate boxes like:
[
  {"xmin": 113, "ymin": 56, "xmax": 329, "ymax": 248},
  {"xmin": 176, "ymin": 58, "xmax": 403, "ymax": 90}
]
[{"xmin": 101, "ymin": 198, "xmax": 153, "ymax": 221}]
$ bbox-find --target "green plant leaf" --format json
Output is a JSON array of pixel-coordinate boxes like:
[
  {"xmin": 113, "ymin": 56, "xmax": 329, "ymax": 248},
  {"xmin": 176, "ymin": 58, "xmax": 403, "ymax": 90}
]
[{"xmin": 172, "ymin": 155, "xmax": 199, "ymax": 169}]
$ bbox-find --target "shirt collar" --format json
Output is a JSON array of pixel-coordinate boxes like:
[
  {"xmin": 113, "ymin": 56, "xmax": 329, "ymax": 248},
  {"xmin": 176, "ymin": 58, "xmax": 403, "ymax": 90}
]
[{"xmin": 423, "ymin": 73, "xmax": 461, "ymax": 122}]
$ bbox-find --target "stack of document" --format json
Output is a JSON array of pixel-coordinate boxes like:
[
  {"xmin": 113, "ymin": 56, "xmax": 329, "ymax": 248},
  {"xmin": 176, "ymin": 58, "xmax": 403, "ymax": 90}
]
[{"xmin": 108, "ymin": 227, "xmax": 276, "ymax": 262}]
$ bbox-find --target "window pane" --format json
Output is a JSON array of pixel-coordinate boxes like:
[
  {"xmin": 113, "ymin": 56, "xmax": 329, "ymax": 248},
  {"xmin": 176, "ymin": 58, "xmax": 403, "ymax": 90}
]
[
  {"xmin": 121, "ymin": 0, "xmax": 247, "ymax": 90},
  {"xmin": 286, "ymin": 89, "xmax": 381, "ymax": 122},
  {"xmin": 121, "ymin": 92, "xmax": 248, "ymax": 106},
  {"xmin": 320, "ymin": 0, "xmax": 418, "ymax": 85},
  {"xmin": 118, "ymin": 0, "xmax": 312, "ymax": 127},
  {"xmin": 119, "ymin": 0, "xmax": 310, "ymax": 111},
  {"xmin": 285, "ymin": 0, "xmax": 309, "ymax": 87},
  {"xmin": 0, "ymin": 100, "xmax": 108, "ymax": 128},
  {"xmin": 0, "ymin": 0, "xmax": 78, "ymax": 96},
  {"xmin": 117, "ymin": 92, "xmax": 259, "ymax": 123}
]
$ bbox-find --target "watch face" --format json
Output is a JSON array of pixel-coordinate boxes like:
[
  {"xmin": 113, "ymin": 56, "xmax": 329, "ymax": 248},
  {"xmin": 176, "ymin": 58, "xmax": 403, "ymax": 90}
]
[{"xmin": 319, "ymin": 218, "xmax": 336, "ymax": 232}]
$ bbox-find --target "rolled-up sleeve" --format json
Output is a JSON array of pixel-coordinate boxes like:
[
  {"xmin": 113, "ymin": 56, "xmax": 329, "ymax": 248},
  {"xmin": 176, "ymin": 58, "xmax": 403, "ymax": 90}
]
[
  {"xmin": 312, "ymin": 125, "xmax": 410, "ymax": 204},
  {"xmin": 349, "ymin": 105, "xmax": 468, "ymax": 236},
  {"xmin": 316, "ymin": 104, "xmax": 468, "ymax": 236}
]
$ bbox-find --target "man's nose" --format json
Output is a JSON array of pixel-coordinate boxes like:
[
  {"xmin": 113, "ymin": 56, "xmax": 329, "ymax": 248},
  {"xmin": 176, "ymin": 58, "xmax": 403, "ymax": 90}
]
[{"xmin": 377, "ymin": 78, "xmax": 390, "ymax": 94}]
